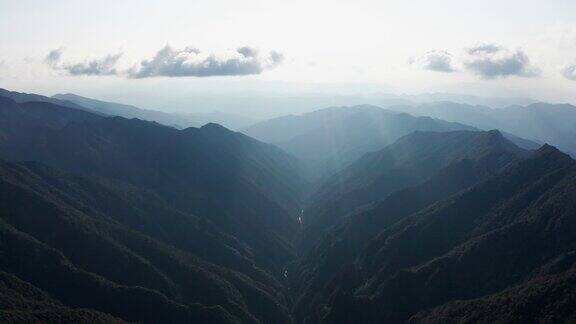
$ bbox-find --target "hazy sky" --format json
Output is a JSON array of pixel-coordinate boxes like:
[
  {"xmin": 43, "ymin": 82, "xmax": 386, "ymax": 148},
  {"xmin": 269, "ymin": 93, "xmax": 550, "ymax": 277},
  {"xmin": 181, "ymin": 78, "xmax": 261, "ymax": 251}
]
[{"xmin": 1, "ymin": 0, "xmax": 576, "ymax": 110}]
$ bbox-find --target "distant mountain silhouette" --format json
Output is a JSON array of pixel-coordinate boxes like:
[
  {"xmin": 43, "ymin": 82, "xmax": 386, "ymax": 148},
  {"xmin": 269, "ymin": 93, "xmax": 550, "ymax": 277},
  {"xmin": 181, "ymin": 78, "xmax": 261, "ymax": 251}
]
[
  {"xmin": 53, "ymin": 93, "xmax": 197, "ymax": 128},
  {"xmin": 0, "ymin": 88, "xmax": 101, "ymax": 114},
  {"xmin": 244, "ymin": 105, "xmax": 480, "ymax": 183},
  {"xmin": 53, "ymin": 93, "xmax": 258, "ymax": 130},
  {"xmin": 0, "ymin": 95, "xmax": 102, "ymax": 128},
  {"xmin": 394, "ymin": 93, "xmax": 537, "ymax": 108},
  {"xmin": 0, "ymin": 88, "xmax": 258, "ymax": 130},
  {"xmin": 389, "ymin": 101, "xmax": 576, "ymax": 155}
]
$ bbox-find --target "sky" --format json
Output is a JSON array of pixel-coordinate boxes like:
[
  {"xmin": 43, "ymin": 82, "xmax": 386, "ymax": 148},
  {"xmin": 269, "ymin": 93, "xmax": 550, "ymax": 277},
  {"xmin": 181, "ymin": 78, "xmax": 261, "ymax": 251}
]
[{"xmin": 1, "ymin": 0, "xmax": 576, "ymax": 112}]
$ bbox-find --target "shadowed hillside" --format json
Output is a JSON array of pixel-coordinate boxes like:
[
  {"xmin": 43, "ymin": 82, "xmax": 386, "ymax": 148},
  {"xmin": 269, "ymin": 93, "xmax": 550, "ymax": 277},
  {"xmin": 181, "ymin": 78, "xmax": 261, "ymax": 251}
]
[
  {"xmin": 316, "ymin": 145, "xmax": 576, "ymax": 323},
  {"xmin": 1, "ymin": 89, "xmax": 575, "ymax": 323}
]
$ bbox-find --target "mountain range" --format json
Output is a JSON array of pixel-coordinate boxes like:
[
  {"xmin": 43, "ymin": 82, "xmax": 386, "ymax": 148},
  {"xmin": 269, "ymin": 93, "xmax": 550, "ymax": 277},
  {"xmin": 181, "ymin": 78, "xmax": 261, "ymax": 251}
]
[
  {"xmin": 297, "ymin": 129, "xmax": 528, "ymax": 251},
  {"xmin": 244, "ymin": 105, "xmax": 542, "ymax": 184},
  {"xmin": 53, "ymin": 93, "xmax": 258, "ymax": 130},
  {"xmin": 315, "ymin": 144, "xmax": 576, "ymax": 323},
  {"xmin": 0, "ymin": 87, "xmax": 575, "ymax": 323},
  {"xmin": 389, "ymin": 101, "xmax": 576, "ymax": 155},
  {"xmin": 0, "ymin": 94, "xmax": 304, "ymax": 323},
  {"xmin": 0, "ymin": 88, "xmax": 257, "ymax": 130},
  {"xmin": 244, "ymin": 106, "xmax": 476, "ymax": 182}
]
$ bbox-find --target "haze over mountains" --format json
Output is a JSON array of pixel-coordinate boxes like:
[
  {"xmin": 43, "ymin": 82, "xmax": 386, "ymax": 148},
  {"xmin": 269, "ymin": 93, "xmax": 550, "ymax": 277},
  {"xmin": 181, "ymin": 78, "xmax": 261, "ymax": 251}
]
[
  {"xmin": 5, "ymin": 86, "xmax": 573, "ymax": 158},
  {"xmin": 0, "ymin": 88, "xmax": 257, "ymax": 130},
  {"xmin": 61, "ymin": 91, "xmax": 536, "ymax": 119},
  {"xmin": 4, "ymin": 0, "xmax": 576, "ymax": 322},
  {"xmin": 297, "ymin": 130, "xmax": 528, "ymax": 250},
  {"xmin": 243, "ymin": 106, "xmax": 476, "ymax": 181},
  {"xmin": 243, "ymin": 105, "xmax": 545, "ymax": 183},
  {"xmin": 1, "ymin": 87, "xmax": 576, "ymax": 323},
  {"xmin": 53, "ymin": 93, "xmax": 259, "ymax": 130},
  {"xmin": 389, "ymin": 101, "xmax": 576, "ymax": 155}
]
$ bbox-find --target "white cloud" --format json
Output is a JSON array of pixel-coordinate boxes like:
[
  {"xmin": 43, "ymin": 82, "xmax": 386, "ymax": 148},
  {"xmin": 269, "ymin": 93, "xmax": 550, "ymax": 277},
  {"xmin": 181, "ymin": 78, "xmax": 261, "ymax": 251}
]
[
  {"xmin": 463, "ymin": 44, "xmax": 540, "ymax": 79},
  {"xmin": 563, "ymin": 64, "xmax": 576, "ymax": 81},
  {"xmin": 44, "ymin": 48, "xmax": 63, "ymax": 67},
  {"xmin": 410, "ymin": 50, "xmax": 455, "ymax": 73},
  {"xmin": 65, "ymin": 54, "xmax": 122, "ymax": 76},
  {"xmin": 127, "ymin": 45, "xmax": 284, "ymax": 78},
  {"xmin": 44, "ymin": 46, "xmax": 284, "ymax": 78},
  {"xmin": 44, "ymin": 48, "xmax": 121, "ymax": 76}
]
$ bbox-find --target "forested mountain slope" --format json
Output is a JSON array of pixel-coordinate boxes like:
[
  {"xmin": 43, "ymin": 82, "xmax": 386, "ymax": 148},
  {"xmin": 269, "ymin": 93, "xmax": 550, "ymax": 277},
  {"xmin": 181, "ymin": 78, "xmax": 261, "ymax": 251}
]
[
  {"xmin": 315, "ymin": 145, "xmax": 576, "ymax": 323},
  {"xmin": 1, "ymin": 88, "xmax": 575, "ymax": 323}
]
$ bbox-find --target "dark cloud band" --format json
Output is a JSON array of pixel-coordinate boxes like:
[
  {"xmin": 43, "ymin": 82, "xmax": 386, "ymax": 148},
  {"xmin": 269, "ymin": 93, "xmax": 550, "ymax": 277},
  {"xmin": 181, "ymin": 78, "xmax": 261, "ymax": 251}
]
[
  {"xmin": 44, "ymin": 48, "xmax": 121, "ymax": 76},
  {"xmin": 127, "ymin": 46, "xmax": 284, "ymax": 78},
  {"xmin": 463, "ymin": 44, "xmax": 540, "ymax": 79},
  {"xmin": 44, "ymin": 45, "xmax": 284, "ymax": 78},
  {"xmin": 410, "ymin": 50, "xmax": 455, "ymax": 73},
  {"xmin": 563, "ymin": 64, "xmax": 576, "ymax": 81},
  {"xmin": 412, "ymin": 43, "xmax": 541, "ymax": 80}
]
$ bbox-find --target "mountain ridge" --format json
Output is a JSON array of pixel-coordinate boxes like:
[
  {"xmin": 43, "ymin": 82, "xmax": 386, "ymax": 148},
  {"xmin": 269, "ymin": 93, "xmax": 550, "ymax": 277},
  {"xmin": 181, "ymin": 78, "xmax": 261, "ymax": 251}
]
[
  {"xmin": 1, "ymin": 87, "xmax": 575, "ymax": 323},
  {"xmin": 319, "ymin": 144, "xmax": 576, "ymax": 323}
]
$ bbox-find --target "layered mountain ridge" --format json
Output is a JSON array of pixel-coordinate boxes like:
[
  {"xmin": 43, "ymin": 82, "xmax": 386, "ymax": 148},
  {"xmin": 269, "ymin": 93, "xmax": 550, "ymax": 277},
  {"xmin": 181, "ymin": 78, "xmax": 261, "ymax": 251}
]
[{"xmin": 1, "ymin": 89, "xmax": 575, "ymax": 323}]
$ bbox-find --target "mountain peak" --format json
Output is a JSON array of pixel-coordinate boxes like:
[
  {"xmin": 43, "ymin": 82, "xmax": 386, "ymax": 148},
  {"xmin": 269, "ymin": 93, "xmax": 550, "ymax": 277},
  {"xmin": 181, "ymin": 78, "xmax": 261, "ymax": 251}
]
[
  {"xmin": 53, "ymin": 93, "xmax": 81, "ymax": 98},
  {"xmin": 477, "ymin": 129, "xmax": 507, "ymax": 145},
  {"xmin": 534, "ymin": 143, "xmax": 563, "ymax": 157},
  {"xmin": 200, "ymin": 123, "xmax": 232, "ymax": 134},
  {"xmin": 201, "ymin": 122, "xmax": 227, "ymax": 130},
  {"xmin": 525, "ymin": 143, "xmax": 574, "ymax": 170},
  {"xmin": 485, "ymin": 129, "xmax": 503, "ymax": 136}
]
